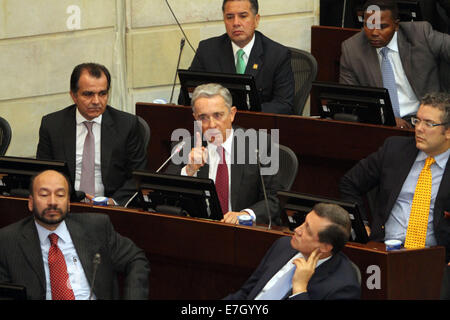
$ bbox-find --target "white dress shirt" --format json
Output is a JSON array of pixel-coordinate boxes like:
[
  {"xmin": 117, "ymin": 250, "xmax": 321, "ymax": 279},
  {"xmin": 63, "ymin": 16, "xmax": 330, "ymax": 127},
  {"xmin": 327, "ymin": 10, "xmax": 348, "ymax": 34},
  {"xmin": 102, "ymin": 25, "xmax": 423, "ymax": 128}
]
[
  {"xmin": 35, "ymin": 221, "xmax": 94, "ymax": 300},
  {"xmin": 231, "ymin": 34, "xmax": 255, "ymax": 67},
  {"xmin": 376, "ymin": 32, "xmax": 420, "ymax": 117},
  {"xmin": 74, "ymin": 108, "xmax": 105, "ymax": 197}
]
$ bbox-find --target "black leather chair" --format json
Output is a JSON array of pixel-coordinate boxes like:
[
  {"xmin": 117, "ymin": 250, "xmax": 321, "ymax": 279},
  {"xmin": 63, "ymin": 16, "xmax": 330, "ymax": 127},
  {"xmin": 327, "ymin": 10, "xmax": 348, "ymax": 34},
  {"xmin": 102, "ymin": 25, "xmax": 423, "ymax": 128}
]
[
  {"xmin": 288, "ymin": 47, "xmax": 318, "ymax": 115},
  {"xmin": 0, "ymin": 117, "xmax": 12, "ymax": 156},
  {"xmin": 276, "ymin": 144, "xmax": 299, "ymax": 191},
  {"xmin": 137, "ymin": 116, "xmax": 151, "ymax": 150}
]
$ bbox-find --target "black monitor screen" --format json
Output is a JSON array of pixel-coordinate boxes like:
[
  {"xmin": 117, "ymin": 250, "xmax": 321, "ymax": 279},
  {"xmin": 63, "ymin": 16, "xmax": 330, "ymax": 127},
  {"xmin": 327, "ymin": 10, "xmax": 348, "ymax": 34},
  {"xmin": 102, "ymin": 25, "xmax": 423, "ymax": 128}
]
[
  {"xmin": 0, "ymin": 156, "xmax": 72, "ymax": 199},
  {"xmin": 312, "ymin": 81, "xmax": 396, "ymax": 126},
  {"xmin": 178, "ymin": 69, "xmax": 261, "ymax": 111},
  {"xmin": 133, "ymin": 170, "xmax": 223, "ymax": 221},
  {"xmin": 277, "ymin": 190, "xmax": 369, "ymax": 244}
]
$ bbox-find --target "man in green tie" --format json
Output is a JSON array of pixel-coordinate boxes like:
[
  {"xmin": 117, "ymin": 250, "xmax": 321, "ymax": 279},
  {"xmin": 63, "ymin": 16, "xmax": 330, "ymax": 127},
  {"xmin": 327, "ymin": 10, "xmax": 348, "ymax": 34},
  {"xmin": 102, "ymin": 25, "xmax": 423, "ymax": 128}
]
[{"xmin": 179, "ymin": 0, "xmax": 295, "ymax": 115}]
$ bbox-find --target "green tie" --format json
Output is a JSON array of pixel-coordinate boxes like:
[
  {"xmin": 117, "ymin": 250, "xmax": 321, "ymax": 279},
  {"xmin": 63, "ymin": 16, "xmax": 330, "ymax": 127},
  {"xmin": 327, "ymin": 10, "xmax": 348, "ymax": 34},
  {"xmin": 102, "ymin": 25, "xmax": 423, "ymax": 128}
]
[{"xmin": 236, "ymin": 49, "xmax": 246, "ymax": 74}]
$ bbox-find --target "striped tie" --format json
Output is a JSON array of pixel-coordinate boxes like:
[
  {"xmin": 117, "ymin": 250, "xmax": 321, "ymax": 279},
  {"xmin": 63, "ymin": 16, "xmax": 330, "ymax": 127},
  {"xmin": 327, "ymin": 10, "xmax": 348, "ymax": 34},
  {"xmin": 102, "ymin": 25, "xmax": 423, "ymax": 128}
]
[
  {"xmin": 404, "ymin": 157, "xmax": 435, "ymax": 248},
  {"xmin": 380, "ymin": 47, "xmax": 401, "ymax": 118}
]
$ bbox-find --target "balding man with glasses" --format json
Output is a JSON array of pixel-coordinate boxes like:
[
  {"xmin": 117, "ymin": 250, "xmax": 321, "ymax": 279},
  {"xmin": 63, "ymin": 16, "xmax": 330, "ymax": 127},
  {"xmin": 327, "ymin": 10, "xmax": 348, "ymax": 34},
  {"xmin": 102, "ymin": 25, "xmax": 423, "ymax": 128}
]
[{"xmin": 339, "ymin": 92, "xmax": 450, "ymax": 299}]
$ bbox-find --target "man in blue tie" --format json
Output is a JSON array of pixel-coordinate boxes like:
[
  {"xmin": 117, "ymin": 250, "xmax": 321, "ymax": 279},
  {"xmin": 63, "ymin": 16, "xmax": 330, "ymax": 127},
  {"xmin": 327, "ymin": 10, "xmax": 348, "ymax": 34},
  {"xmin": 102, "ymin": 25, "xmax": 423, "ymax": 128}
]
[
  {"xmin": 339, "ymin": 0, "xmax": 450, "ymax": 128},
  {"xmin": 223, "ymin": 203, "xmax": 361, "ymax": 300}
]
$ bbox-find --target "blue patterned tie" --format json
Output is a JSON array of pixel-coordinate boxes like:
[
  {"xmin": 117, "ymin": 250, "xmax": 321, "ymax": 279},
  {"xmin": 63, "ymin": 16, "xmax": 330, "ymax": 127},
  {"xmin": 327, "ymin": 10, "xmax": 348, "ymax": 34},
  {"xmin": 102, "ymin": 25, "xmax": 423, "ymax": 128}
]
[
  {"xmin": 257, "ymin": 265, "xmax": 296, "ymax": 300},
  {"xmin": 380, "ymin": 47, "xmax": 400, "ymax": 118}
]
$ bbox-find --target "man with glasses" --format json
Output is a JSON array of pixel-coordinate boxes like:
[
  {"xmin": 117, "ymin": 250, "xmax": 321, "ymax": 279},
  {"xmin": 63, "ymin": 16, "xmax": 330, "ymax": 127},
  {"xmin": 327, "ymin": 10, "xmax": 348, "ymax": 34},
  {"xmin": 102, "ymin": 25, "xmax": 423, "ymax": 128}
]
[
  {"xmin": 167, "ymin": 83, "xmax": 282, "ymax": 225},
  {"xmin": 339, "ymin": 92, "xmax": 450, "ymax": 299}
]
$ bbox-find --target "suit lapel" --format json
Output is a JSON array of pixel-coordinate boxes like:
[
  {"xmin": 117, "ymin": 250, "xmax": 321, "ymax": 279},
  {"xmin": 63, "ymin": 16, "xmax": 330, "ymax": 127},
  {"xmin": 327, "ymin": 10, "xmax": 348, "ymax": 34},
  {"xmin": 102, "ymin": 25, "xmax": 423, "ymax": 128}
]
[
  {"xmin": 246, "ymin": 32, "xmax": 263, "ymax": 80},
  {"xmin": 434, "ymin": 154, "xmax": 450, "ymax": 226},
  {"xmin": 63, "ymin": 106, "xmax": 77, "ymax": 183},
  {"xmin": 18, "ymin": 218, "xmax": 46, "ymax": 292},
  {"xmin": 230, "ymin": 133, "xmax": 244, "ymax": 211},
  {"xmin": 100, "ymin": 107, "xmax": 115, "ymax": 180},
  {"xmin": 397, "ymin": 29, "xmax": 416, "ymax": 95},
  {"xmin": 219, "ymin": 36, "xmax": 237, "ymax": 74}
]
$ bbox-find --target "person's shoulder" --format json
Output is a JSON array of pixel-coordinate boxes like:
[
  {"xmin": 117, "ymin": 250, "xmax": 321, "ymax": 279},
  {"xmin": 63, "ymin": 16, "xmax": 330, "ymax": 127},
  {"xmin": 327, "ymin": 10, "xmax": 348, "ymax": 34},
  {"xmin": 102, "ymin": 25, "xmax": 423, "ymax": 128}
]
[
  {"xmin": 104, "ymin": 106, "xmax": 138, "ymax": 124},
  {"xmin": 198, "ymin": 33, "xmax": 229, "ymax": 47},
  {"xmin": 67, "ymin": 212, "xmax": 111, "ymax": 226},
  {"xmin": 0, "ymin": 216, "xmax": 33, "ymax": 240},
  {"xmin": 256, "ymin": 31, "xmax": 289, "ymax": 53},
  {"xmin": 342, "ymin": 30, "xmax": 366, "ymax": 47},
  {"xmin": 399, "ymin": 20, "xmax": 433, "ymax": 33},
  {"xmin": 41, "ymin": 104, "xmax": 76, "ymax": 121},
  {"xmin": 384, "ymin": 135, "xmax": 415, "ymax": 147}
]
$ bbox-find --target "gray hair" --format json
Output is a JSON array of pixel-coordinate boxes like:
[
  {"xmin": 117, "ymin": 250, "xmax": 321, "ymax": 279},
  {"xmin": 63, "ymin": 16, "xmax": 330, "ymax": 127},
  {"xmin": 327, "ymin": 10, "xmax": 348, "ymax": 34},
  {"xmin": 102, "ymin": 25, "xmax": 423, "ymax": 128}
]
[
  {"xmin": 421, "ymin": 92, "xmax": 450, "ymax": 129},
  {"xmin": 191, "ymin": 83, "xmax": 233, "ymax": 112}
]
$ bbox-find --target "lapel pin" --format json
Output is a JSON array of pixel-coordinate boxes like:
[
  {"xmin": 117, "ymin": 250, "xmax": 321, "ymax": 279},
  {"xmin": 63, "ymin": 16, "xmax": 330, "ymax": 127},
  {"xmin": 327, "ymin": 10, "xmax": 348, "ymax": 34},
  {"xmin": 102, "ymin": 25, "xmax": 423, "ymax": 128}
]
[{"xmin": 253, "ymin": 64, "xmax": 258, "ymax": 70}]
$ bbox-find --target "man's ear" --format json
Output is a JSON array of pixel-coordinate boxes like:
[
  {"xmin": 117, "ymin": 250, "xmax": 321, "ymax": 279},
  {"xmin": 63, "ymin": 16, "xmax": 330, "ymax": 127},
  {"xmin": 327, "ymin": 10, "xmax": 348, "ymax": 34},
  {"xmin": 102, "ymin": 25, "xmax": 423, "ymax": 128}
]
[
  {"xmin": 28, "ymin": 196, "xmax": 34, "ymax": 212},
  {"xmin": 319, "ymin": 242, "xmax": 333, "ymax": 255}
]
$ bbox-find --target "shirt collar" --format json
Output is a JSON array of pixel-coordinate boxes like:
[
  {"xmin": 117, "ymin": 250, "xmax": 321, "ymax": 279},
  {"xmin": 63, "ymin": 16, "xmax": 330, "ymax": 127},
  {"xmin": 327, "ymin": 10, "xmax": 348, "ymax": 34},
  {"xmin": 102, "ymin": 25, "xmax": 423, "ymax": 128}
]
[
  {"xmin": 231, "ymin": 34, "xmax": 255, "ymax": 60},
  {"xmin": 416, "ymin": 148, "xmax": 450, "ymax": 170},
  {"xmin": 35, "ymin": 220, "xmax": 71, "ymax": 246},
  {"xmin": 376, "ymin": 31, "xmax": 398, "ymax": 55},
  {"xmin": 207, "ymin": 128, "xmax": 234, "ymax": 155},
  {"xmin": 75, "ymin": 107, "xmax": 102, "ymax": 125}
]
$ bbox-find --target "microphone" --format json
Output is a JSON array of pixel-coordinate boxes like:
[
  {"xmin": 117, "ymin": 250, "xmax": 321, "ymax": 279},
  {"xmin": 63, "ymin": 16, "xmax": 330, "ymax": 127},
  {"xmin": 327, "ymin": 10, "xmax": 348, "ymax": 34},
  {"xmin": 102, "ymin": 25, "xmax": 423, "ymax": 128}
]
[
  {"xmin": 88, "ymin": 253, "xmax": 101, "ymax": 300},
  {"xmin": 165, "ymin": 0, "xmax": 196, "ymax": 53},
  {"xmin": 169, "ymin": 38, "xmax": 185, "ymax": 105},
  {"xmin": 124, "ymin": 141, "xmax": 186, "ymax": 208},
  {"xmin": 341, "ymin": 0, "xmax": 347, "ymax": 28},
  {"xmin": 156, "ymin": 140, "xmax": 186, "ymax": 173},
  {"xmin": 256, "ymin": 148, "xmax": 272, "ymax": 230}
]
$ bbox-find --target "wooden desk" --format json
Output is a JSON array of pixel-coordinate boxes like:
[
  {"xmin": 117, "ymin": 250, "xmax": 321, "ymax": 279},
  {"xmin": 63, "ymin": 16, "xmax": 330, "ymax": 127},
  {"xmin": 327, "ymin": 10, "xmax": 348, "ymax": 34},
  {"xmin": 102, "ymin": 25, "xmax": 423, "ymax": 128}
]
[
  {"xmin": 0, "ymin": 196, "xmax": 444, "ymax": 300},
  {"xmin": 136, "ymin": 103, "xmax": 413, "ymax": 198}
]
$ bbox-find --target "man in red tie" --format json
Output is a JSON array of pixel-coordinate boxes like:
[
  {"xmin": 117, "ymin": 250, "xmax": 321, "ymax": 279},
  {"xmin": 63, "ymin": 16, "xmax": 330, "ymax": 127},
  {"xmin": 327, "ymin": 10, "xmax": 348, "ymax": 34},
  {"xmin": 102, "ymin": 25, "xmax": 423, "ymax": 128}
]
[
  {"xmin": 168, "ymin": 83, "xmax": 282, "ymax": 225},
  {"xmin": 0, "ymin": 170, "xmax": 150, "ymax": 300}
]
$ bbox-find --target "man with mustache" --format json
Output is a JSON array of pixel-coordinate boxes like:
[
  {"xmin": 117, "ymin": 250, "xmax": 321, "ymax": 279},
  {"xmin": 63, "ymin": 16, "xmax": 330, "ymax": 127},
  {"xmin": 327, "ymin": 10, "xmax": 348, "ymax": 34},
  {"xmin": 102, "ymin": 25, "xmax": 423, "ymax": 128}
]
[
  {"xmin": 36, "ymin": 63, "xmax": 147, "ymax": 206},
  {"xmin": 339, "ymin": 92, "xmax": 450, "ymax": 299},
  {"xmin": 0, "ymin": 170, "xmax": 150, "ymax": 300},
  {"xmin": 178, "ymin": 0, "xmax": 295, "ymax": 115}
]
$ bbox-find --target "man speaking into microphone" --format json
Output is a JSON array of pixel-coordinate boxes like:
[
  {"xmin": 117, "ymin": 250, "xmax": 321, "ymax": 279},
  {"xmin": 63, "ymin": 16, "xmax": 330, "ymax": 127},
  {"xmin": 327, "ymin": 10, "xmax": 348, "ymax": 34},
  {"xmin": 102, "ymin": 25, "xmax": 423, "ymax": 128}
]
[
  {"xmin": 0, "ymin": 170, "xmax": 150, "ymax": 300},
  {"xmin": 167, "ymin": 83, "xmax": 282, "ymax": 225}
]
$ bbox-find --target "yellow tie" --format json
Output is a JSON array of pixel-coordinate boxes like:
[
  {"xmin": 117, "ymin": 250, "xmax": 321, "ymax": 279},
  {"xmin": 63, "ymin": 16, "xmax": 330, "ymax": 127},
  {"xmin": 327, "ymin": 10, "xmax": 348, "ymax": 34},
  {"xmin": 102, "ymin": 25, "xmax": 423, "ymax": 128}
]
[{"xmin": 404, "ymin": 157, "xmax": 435, "ymax": 248}]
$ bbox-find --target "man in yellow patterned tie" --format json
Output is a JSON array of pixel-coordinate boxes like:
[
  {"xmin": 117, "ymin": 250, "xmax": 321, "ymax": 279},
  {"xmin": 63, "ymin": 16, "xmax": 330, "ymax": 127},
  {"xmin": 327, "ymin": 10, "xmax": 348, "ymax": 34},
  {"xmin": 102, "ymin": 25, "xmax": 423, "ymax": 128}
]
[{"xmin": 339, "ymin": 92, "xmax": 450, "ymax": 299}]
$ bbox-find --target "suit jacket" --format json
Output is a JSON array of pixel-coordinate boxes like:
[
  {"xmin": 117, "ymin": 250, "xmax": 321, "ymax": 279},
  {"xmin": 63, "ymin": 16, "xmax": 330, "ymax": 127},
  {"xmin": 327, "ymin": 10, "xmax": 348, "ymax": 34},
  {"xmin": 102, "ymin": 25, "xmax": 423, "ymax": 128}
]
[
  {"xmin": 179, "ymin": 31, "xmax": 295, "ymax": 115},
  {"xmin": 36, "ymin": 105, "xmax": 147, "ymax": 206},
  {"xmin": 0, "ymin": 213, "xmax": 150, "ymax": 300},
  {"xmin": 166, "ymin": 127, "xmax": 282, "ymax": 225},
  {"xmin": 224, "ymin": 237, "xmax": 361, "ymax": 300},
  {"xmin": 339, "ymin": 136, "xmax": 450, "ymax": 262},
  {"xmin": 340, "ymin": 21, "xmax": 450, "ymax": 102}
]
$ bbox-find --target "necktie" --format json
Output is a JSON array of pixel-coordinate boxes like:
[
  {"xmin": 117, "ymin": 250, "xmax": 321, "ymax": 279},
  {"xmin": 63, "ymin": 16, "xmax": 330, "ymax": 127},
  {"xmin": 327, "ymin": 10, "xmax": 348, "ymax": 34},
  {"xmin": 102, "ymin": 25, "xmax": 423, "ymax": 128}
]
[
  {"xmin": 215, "ymin": 146, "xmax": 229, "ymax": 214},
  {"xmin": 48, "ymin": 233, "xmax": 75, "ymax": 300},
  {"xmin": 404, "ymin": 157, "xmax": 435, "ymax": 248},
  {"xmin": 79, "ymin": 121, "xmax": 95, "ymax": 196},
  {"xmin": 380, "ymin": 47, "xmax": 401, "ymax": 118},
  {"xmin": 236, "ymin": 49, "xmax": 246, "ymax": 74},
  {"xmin": 257, "ymin": 265, "xmax": 296, "ymax": 300}
]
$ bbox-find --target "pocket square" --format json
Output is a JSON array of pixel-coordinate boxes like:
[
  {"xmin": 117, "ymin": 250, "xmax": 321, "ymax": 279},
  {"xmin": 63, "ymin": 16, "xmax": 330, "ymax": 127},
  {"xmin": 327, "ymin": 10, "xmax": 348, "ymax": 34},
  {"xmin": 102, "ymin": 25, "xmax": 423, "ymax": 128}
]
[{"xmin": 445, "ymin": 211, "xmax": 450, "ymax": 219}]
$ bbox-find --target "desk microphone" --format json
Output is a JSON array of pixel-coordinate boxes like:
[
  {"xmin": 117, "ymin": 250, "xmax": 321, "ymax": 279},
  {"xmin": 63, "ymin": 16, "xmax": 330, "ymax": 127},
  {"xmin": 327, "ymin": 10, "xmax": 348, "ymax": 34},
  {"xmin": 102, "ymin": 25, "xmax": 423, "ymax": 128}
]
[
  {"xmin": 124, "ymin": 141, "xmax": 186, "ymax": 208},
  {"xmin": 88, "ymin": 253, "xmax": 101, "ymax": 300},
  {"xmin": 256, "ymin": 148, "xmax": 272, "ymax": 230},
  {"xmin": 169, "ymin": 38, "xmax": 185, "ymax": 104}
]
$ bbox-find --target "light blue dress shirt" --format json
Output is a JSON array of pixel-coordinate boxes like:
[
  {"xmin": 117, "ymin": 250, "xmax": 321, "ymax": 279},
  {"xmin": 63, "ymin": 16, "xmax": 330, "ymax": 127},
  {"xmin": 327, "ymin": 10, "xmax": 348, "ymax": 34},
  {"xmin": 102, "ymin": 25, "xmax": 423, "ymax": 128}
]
[
  {"xmin": 35, "ymin": 220, "xmax": 95, "ymax": 300},
  {"xmin": 386, "ymin": 149, "xmax": 450, "ymax": 246}
]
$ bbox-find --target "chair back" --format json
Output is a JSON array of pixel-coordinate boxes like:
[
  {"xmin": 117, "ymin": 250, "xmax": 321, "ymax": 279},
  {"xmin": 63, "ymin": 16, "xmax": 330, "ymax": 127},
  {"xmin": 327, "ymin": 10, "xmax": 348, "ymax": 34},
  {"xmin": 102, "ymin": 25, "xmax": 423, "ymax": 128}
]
[
  {"xmin": 276, "ymin": 144, "xmax": 298, "ymax": 191},
  {"xmin": 288, "ymin": 47, "xmax": 318, "ymax": 115},
  {"xmin": 137, "ymin": 116, "xmax": 151, "ymax": 150},
  {"xmin": 0, "ymin": 117, "xmax": 12, "ymax": 156}
]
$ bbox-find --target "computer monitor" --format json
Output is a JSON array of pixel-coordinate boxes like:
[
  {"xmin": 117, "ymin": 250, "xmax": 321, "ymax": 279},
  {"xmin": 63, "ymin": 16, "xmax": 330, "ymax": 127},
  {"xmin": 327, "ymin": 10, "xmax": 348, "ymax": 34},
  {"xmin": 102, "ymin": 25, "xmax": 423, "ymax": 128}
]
[
  {"xmin": 132, "ymin": 170, "xmax": 223, "ymax": 221},
  {"xmin": 178, "ymin": 69, "xmax": 262, "ymax": 111},
  {"xmin": 353, "ymin": 0, "xmax": 423, "ymax": 27},
  {"xmin": 312, "ymin": 81, "xmax": 396, "ymax": 126},
  {"xmin": 0, "ymin": 156, "xmax": 73, "ymax": 199},
  {"xmin": 277, "ymin": 190, "xmax": 370, "ymax": 244},
  {"xmin": 0, "ymin": 283, "xmax": 27, "ymax": 300}
]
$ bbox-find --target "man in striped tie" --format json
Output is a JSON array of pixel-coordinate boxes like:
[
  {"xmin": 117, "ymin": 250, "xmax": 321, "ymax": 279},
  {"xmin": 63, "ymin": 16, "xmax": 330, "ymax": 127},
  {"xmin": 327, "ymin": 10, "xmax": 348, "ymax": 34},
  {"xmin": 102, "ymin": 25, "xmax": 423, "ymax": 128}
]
[{"xmin": 339, "ymin": 92, "xmax": 450, "ymax": 299}]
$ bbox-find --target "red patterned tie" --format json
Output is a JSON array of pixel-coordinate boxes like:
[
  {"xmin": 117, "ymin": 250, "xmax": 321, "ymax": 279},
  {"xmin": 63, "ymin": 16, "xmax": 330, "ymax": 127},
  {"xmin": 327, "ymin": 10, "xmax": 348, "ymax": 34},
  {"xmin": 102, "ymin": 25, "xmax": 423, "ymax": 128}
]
[
  {"xmin": 215, "ymin": 146, "xmax": 229, "ymax": 214},
  {"xmin": 48, "ymin": 233, "xmax": 75, "ymax": 300}
]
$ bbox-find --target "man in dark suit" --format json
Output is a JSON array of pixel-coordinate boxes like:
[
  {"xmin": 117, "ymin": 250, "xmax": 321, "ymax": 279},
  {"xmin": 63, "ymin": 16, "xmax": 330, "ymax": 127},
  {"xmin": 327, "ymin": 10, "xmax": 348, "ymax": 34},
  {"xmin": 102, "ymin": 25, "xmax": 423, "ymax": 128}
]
[
  {"xmin": 339, "ymin": 92, "xmax": 450, "ymax": 298},
  {"xmin": 224, "ymin": 203, "xmax": 361, "ymax": 300},
  {"xmin": 168, "ymin": 83, "xmax": 281, "ymax": 225},
  {"xmin": 178, "ymin": 0, "xmax": 295, "ymax": 115},
  {"xmin": 36, "ymin": 63, "xmax": 147, "ymax": 206},
  {"xmin": 339, "ymin": 0, "xmax": 450, "ymax": 128},
  {"xmin": 0, "ymin": 170, "xmax": 150, "ymax": 300}
]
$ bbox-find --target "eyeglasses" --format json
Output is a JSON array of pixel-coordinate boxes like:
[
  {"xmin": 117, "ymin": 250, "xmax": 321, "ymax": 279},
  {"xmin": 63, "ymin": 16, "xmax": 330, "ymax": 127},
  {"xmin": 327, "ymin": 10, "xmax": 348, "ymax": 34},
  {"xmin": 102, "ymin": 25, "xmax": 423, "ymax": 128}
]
[
  {"xmin": 196, "ymin": 112, "xmax": 227, "ymax": 123},
  {"xmin": 411, "ymin": 117, "xmax": 448, "ymax": 129}
]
